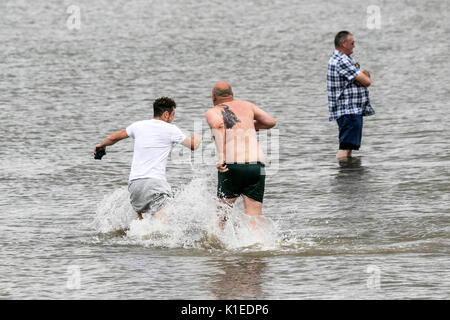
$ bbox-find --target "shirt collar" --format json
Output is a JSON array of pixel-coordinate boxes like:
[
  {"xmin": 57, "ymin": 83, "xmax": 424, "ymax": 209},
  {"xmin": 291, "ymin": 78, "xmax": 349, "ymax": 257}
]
[
  {"xmin": 334, "ymin": 49, "xmax": 349, "ymax": 57},
  {"xmin": 334, "ymin": 49, "xmax": 354, "ymax": 61}
]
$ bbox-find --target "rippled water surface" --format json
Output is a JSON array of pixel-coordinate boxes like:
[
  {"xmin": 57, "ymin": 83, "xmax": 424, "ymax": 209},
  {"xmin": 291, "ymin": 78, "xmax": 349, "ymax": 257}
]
[{"xmin": 0, "ymin": 0, "xmax": 449, "ymax": 299}]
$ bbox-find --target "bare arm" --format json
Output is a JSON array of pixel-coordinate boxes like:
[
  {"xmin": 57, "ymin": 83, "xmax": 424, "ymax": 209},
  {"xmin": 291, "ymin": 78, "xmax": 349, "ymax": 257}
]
[
  {"xmin": 181, "ymin": 134, "xmax": 202, "ymax": 151},
  {"xmin": 94, "ymin": 128, "xmax": 129, "ymax": 154},
  {"xmin": 205, "ymin": 109, "xmax": 228, "ymax": 172},
  {"xmin": 253, "ymin": 104, "xmax": 276, "ymax": 130},
  {"xmin": 354, "ymin": 69, "xmax": 371, "ymax": 87}
]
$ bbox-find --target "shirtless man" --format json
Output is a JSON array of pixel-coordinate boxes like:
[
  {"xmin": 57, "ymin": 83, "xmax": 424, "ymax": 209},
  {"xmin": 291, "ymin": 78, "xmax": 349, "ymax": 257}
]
[{"xmin": 205, "ymin": 82, "xmax": 276, "ymax": 228}]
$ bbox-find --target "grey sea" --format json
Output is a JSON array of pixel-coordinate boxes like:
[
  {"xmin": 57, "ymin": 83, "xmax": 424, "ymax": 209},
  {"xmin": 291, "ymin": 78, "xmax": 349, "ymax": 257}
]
[{"xmin": 1, "ymin": 0, "xmax": 449, "ymax": 300}]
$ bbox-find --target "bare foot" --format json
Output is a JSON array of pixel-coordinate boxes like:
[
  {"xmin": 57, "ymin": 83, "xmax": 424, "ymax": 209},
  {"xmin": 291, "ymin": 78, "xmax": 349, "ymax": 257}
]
[{"xmin": 336, "ymin": 150, "xmax": 351, "ymax": 161}]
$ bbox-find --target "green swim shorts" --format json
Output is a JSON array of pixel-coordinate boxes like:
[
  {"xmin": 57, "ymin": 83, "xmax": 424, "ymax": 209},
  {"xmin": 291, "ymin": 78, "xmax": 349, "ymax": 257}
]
[{"xmin": 217, "ymin": 162, "xmax": 266, "ymax": 203}]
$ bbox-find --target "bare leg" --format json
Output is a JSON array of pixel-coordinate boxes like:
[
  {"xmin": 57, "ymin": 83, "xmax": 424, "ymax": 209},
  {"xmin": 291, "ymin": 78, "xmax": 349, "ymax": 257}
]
[
  {"xmin": 242, "ymin": 195, "xmax": 263, "ymax": 230},
  {"xmin": 217, "ymin": 197, "xmax": 237, "ymax": 230},
  {"xmin": 152, "ymin": 207, "xmax": 166, "ymax": 222},
  {"xmin": 136, "ymin": 207, "xmax": 166, "ymax": 222}
]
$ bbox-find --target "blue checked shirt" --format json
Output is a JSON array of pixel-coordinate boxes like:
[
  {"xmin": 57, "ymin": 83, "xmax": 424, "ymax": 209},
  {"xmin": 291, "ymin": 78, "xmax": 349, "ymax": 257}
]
[{"xmin": 327, "ymin": 50, "xmax": 375, "ymax": 121}]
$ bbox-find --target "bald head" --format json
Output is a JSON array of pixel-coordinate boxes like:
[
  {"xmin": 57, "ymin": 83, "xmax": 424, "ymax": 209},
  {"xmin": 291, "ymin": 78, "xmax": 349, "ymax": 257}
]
[
  {"xmin": 213, "ymin": 82, "xmax": 233, "ymax": 97},
  {"xmin": 212, "ymin": 81, "xmax": 234, "ymax": 106}
]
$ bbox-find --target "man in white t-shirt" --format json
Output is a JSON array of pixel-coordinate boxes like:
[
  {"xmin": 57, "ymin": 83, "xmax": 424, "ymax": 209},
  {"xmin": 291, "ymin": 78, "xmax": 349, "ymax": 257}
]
[{"xmin": 94, "ymin": 97, "xmax": 201, "ymax": 220}]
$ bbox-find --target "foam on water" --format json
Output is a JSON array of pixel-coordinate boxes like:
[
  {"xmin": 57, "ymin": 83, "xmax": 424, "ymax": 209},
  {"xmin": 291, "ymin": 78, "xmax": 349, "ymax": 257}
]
[{"xmin": 92, "ymin": 176, "xmax": 281, "ymax": 251}]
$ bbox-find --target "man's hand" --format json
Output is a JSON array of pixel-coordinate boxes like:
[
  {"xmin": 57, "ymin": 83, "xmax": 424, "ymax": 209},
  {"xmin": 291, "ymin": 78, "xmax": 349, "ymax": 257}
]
[
  {"xmin": 355, "ymin": 69, "xmax": 371, "ymax": 87},
  {"xmin": 361, "ymin": 69, "xmax": 370, "ymax": 78},
  {"xmin": 216, "ymin": 162, "xmax": 229, "ymax": 173},
  {"xmin": 94, "ymin": 143, "xmax": 105, "ymax": 155},
  {"xmin": 93, "ymin": 144, "xmax": 107, "ymax": 160}
]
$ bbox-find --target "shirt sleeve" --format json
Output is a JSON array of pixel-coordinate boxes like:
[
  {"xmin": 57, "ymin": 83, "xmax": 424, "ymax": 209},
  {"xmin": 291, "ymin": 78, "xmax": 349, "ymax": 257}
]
[
  {"xmin": 126, "ymin": 123, "xmax": 136, "ymax": 139},
  {"xmin": 337, "ymin": 57, "xmax": 361, "ymax": 81},
  {"xmin": 171, "ymin": 125, "xmax": 187, "ymax": 144}
]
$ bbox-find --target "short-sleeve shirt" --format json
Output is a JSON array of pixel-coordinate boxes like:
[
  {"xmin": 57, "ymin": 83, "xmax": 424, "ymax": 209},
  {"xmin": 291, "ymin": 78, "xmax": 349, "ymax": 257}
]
[
  {"xmin": 327, "ymin": 50, "xmax": 375, "ymax": 121},
  {"xmin": 126, "ymin": 119, "xmax": 186, "ymax": 182}
]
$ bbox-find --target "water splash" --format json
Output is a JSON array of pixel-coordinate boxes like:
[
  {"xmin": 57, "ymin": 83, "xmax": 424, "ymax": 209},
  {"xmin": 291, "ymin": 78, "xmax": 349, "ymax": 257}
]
[
  {"xmin": 91, "ymin": 186, "xmax": 136, "ymax": 233},
  {"xmin": 92, "ymin": 176, "xmax": 281, "ymax": 251},
  {"xmin": 90, "ymin": 177, "xmax": 447, "ymax": 256}
]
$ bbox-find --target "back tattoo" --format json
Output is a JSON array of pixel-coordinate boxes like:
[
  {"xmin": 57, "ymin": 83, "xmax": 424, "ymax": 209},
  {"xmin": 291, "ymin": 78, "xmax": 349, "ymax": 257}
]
[{"xmin": 218, "ymin": 104, "xmax": 241, "ymax": 129}]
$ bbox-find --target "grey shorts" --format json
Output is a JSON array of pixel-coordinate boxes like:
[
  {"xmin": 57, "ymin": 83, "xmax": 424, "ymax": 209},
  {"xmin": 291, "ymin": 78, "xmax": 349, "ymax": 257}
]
[{"xmin": 128, "ymin": 178, "xmax": 172, "ymax": 214}]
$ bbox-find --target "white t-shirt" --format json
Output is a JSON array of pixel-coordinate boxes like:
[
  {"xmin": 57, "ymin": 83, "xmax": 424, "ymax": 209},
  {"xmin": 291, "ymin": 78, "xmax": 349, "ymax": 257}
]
[{"xmin": 126, "ymin": 119, "xmax": 186, "ymax": 182}]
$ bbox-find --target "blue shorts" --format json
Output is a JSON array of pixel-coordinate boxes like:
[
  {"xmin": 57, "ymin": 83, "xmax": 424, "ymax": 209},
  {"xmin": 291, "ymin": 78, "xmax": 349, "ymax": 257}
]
[{"xmin": 337, "ymin": 114, "xmax": 363, "ymax": 150}]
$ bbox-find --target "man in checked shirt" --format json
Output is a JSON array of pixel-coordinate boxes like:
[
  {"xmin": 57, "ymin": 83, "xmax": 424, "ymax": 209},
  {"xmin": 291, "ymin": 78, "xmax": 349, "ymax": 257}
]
[{"xmin": 327, "ymin": 31, "xmax": 375, "ymax": 161}]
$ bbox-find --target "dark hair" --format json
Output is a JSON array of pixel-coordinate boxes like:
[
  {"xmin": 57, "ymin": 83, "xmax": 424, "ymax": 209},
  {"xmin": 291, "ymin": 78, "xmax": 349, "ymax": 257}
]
[
  {"xmin": 153, "ymin": 97, "xmax": 176, "ymax": 117},
  {"xmin": 334, "ymin": 31, "xmax": 351, "ymax": 48}
]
